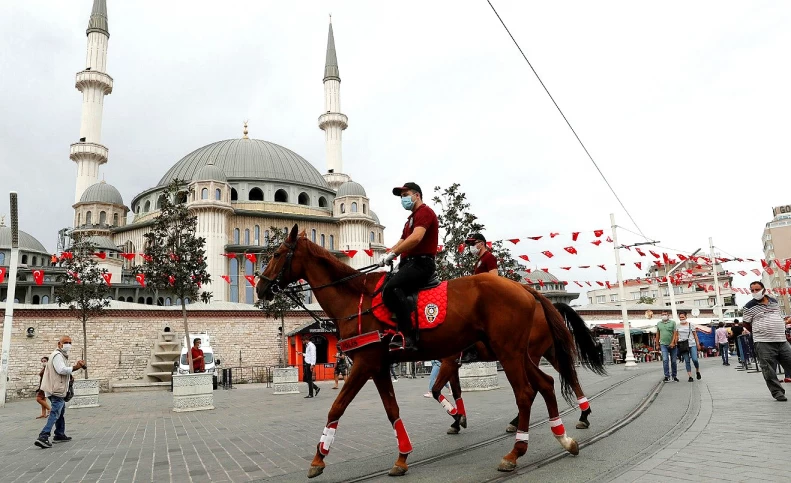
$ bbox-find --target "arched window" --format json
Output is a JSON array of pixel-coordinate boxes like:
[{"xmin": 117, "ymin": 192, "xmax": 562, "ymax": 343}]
[
  {"xmin": 340, "ymin": 203, "xmax": 345, "ymax": 214},
  {"xmin": 175, "ymin": 298, "xmax": 181, "ymax": 305},
  {"xmin": 156, "ymin": 195, "xmax": 165, "ymax": 209},
  {"xmin": 329, "ymin": 235, "xmax": 335, "ymax": 250},
  {"xmin": 230, "ymin": 258, "xmax": 239, "ymax": 303},
  {"xmin": 99, "ymin": 211, "xmax": 107, "ymax": 225},
  {"xmin": 146, "ymin": 297, "xmax": 153, "ymax": 305},
  {"xmin": 157, "ymin": 297, "xmax": 164, "ymax": 306},
  {"xmin": 298, "ymin": 192, "xmax": 310, "ymax": 205},
  {"xmin": 86, "ymin": 211, "xmax": 92, "ymax": 224},
  {"xmin": 233, "ymin": 228, "xmax": 240, "ymax": 244},
  {"xmin": 274, "ymin": 189, "xmax": 288, "ymax": 202},
  {"xmin": 165, "ymin": 297, "xmax": 172, "ymax": 306},
  {"xmin": 320, "ymin": 234, "xmax": 325, "ymax": 247},
  {"xmin": 231, "ymin": 188, "xmax": 238, "ymax": 201},
  {"xmin": 318, "ymin": 197, "xmax": 328, "ymax": 208},
  {"xmin": 264, "ymin": 230, "xmax": 270, "ymax": 246},
  {"xmin": 113, "ymin": 213, "xmax": 119, "ymax": 226},
  {"xmin": 22, "ymin": 255, "xmax": 28, "ymax": 264},
  {"xmin": 42, "ymin": 295, "xmax": 49, "ymax": 304},
  {"xmin": 32, "ymin": 295, "xmax": 40, "ymax": 305},
  {"xmin": 137, "ymin": 297, "xmax": 145, "ymax": 304},
  {"xmin": 351, "ymin": 202, "xmax": 358, "ymax": 212},
  {"xmin": 249, "ymin": 187, "xmax": 264, "ymax": 201},
  {"xmin": 311, "ymin": 229, "xmax": 317, "ymax": 242},
  {"xmin": 245, "ymin": 259, "xmax": 254, "ymax": 304},
  {"xmin": 244, "ymin": 229, "xmax": 250, "ymax": 245},
  {"xmin": 201, "ymin": 188, "xmax": 209, "ymax": 199},
  {"xmin": 0, "ymin": 253, "xmax": 4, "ymax": 265},
  {"xmin": 254, "ymin": 226, "xmax": 260, "ymax": 245},
  {"xmin": 215, "ymin": 188, "xmax": 222, "ymax": 200},
  {"xmin": 363, "ymin": 204, "xmax": 367, "ymax": 214},
  {"xmin": 370, "ymin": 231, "xmax": 375, "ymax": 242},
  {"xmin": 32, "ymin": 256, "xmax": 37, "ymax": 266},
  {"xmin": 144, "ymin": 200, "xmax": 151, "ymax": 212}
]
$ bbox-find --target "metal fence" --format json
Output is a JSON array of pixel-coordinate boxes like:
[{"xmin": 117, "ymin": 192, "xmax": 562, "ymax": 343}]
[{"xmin": 219, "ymin": 365, "xmax": 273, "ymax": 388}]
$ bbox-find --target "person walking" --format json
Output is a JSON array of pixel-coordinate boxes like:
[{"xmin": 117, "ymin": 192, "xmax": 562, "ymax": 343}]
[
  {"xmin": 731, "ymin": 320, "xmax": 745, "ymax": 361},
  {"xmin": 677, "ymin": 312, "xmax": 702, "ymax": 382},
  {"xmin": 35, "ymin": 336, "xmax": 86, "ymax": 449},
  {"xmin": 715, "ymin": 322, "xmax": 730, "ymax": 365},
  {"xmin": 332, "ymin": 349, "xmax": 350, "ymax": 389},
  {"xmin": 424, "ymin": 360, "xmax": 450, "ymax": 398},
  {"xmin": 302, "ymin": 336, "xmax": 320, "ymax": 398},
  {"xmin": 743, "ymin": 281, "xmax": 791, "ymax": 401},
  {"xmin": 390, "ymin": 363, "xmax": 399, "ymax": 382},
  {"xmin": 35, "ymin": 356, "xmax": 51, "ymax": 419},
  {"xmin": 655, "ymin": 310, "xmax": 679, "ymax": 382}
]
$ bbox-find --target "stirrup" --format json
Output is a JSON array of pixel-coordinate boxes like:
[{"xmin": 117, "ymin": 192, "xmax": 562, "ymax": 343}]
[{"xmin": 389, "ymin": 332, "xmax": 405, "ymax": 352}]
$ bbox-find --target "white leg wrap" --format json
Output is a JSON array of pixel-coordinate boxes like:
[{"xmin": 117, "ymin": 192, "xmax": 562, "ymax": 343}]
[
  {"xmin": 439, "ymin": 397, "xmax": 455, "ymax": 415},
  {"xmin": 515, "ymin": 430, "xmax": 529, "ymax": 442},
  {"xmin": 318, "ymin": 421, "xmax": 338, "ymax": 455}
]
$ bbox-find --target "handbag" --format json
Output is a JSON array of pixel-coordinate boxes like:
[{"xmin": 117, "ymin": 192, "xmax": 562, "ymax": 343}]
[
  {"xmin": 63, "ymin": 378, "xmax": 74, "ymax": 402},
  {"xmin": 677, "ymin": 339, "xmax": 690, "ymax": 354}
]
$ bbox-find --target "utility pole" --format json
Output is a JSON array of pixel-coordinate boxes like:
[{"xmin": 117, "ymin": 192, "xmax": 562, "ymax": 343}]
[
  {"xmin": 1, "ymin": 192, "xmax": 20, "ymax": 407},
  {"xmin": 709, "ymin": 237, "xmax": 724, "ymax": 319},
  {"xmin": 611, "ymin": 213, "xmax": 637, "ymax": 369}
]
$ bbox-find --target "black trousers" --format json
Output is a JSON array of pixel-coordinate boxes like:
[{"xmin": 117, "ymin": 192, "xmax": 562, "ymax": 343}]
[
  {"xmin": 382, "ymin": 257, "xmax": 436, "ymax": 334},
  {"xmin": 303, "ymin": 363, "xmax": 318, "ymax": 396}
]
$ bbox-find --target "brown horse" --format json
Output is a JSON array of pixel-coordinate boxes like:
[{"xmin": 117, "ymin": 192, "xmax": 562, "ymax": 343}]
[
  {"xmin": 257, "ymin": 226, "xmax": 582, "ymax": 478},
  {"xmin": 431, "ymin": 297, "xmax": 606, "ymax": 435}
]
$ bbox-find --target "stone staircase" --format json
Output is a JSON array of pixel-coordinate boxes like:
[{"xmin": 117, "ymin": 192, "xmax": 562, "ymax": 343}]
[{"xmin": 109, "ymin": 331, "xmax": 182, "ymax": 393}]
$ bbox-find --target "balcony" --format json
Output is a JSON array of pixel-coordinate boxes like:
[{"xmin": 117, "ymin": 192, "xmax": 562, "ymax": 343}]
[
  {"xmin": 75, "ymin": 70, "xmax": 113, "ymax": 94},
  {"xmin": 70, "ymin": 142, "xmax": 108, "ymax": 164},
  {"xmin": 318, "ymin": 112, "xmax": 348, "ymax": 130}
]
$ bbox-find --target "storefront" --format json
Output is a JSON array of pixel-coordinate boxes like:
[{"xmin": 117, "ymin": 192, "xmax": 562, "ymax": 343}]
[{"xmin": 286, "ymin": 320, "xmax": 341, "ymax": 381}]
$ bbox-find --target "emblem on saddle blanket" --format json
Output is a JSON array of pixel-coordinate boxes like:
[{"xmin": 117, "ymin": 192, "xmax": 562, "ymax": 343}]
[{"xmin": 371, "ymin": 279, "xmax": 448, "ymax": 329}]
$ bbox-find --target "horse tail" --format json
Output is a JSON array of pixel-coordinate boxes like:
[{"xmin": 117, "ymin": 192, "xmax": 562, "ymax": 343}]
[
  {"xmin": 524, "ymin": 286, "xmax": 579, "ymax": 406},
  {"xmin": 554, "ymin": 302, "xmax": 607, "ymax": 377}
]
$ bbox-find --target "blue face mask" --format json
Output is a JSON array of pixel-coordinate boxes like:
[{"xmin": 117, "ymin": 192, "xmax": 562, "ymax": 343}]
[{"xmin": 401, "ymin": 196, "xmax": 414, "ymax": 210}]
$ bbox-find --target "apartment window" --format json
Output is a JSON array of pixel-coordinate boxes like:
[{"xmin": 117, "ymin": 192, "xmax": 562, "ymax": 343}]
[
  {"xmin": 596, "ymin": 295, "xmax": 606, "ymax": 303},
  {"xmin": 673, "ymin": 285, "xmax": 684, "ymax": 295},
  {"xmin": 610, "ymin": 294, "xmax": 617, "ymax": 302},
  {"xmin": 631, "ymin": 292, "xmax": 641, "ymax": 300}
]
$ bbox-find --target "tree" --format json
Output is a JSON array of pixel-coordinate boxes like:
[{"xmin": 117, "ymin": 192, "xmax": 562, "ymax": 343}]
[
  {"xmin": 141, "ymin": 180, "xmax": 211, "ymax": 373},
  {"xmin": 433, "ymin": 184, "xmax": 522, "ymax": 282},
  {"xmin": 55, "ymin": 236, "xmax": 111, "ymax": 379},
  {"xmin": 638, "ymin": 296, "xmax": 655, "ymax": 305},
  {"xmin": 255, "ymin": 226, "xmax": 302, "ymax": 366}
]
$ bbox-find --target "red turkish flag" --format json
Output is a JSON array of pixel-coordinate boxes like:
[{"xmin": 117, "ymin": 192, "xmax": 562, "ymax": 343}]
[
  {"xmin": 648, "ymin": 250, "xmax": 660, "ymax": 259},
  {"xmin": 591, "ymin": 240, "xmax": 602, "ymax": 246},
  {"xmin": 766, "ymin": 267, "xmax": 775, "ymax": 275},
  {"xmin": 168, "ymin": 275, "xmax": 176, "ymax": 286},
  {"xmin": 606, "ymin": 281, "xmax": 611, "ymax": 289},
  {"xmin": 747, "ymin": 258, "xmax": 755, "ymax": 262},
  {"xmin": 135, "ymin": 273, "xmax": 146, "ymax": 287},
  {"xmin": 564, "ymin": 246, "xmax": 578, "ymax": 255},
  {"xmin": 141, "ymin": 254, "xmax": 153, "ymax": 262},
  {"xmin": 245, "ymin": 275, "xmax": 256, "ymax": 286},
  {"xmin": 634, "ymin": 262, "xmax": 642, "ymax": 269},
  {"xmin": 550, "ymin": 232, "xmax": 559, "ymax": 238},
  {"xmin": 541, "ymin": 251, "xmax": 554, "ymax": 258},
  {"xmin": 585, "ymin": 281, "xmax": 592, "ymax": 286},
  {"xmin": 737, "ymin": 270, "xmax": 747, "ymax": 276},
  {"xmin": 596, "ymin": 281, "xmax": 604, "ymax": 286},
  {"xmin": 761, "ymin": 259, "xmax": 769, "ymax": 268},
  {"xmin": 32, "ymin": 270, "xmax": 44, "ymax": 285},
  {"xmin": 593, "ymin": 230, "xmax": 604, "ymax": 237},
  {"xmin": 525, "ymin": 278, "xmax": 532, "ymax": 284},
  {"xmin": 94, "ymin": 252, "xmax": 106, "ymax": 259},
  {"xmin": 635, "ymin": 248, "xmax": 646, "ymax": 257},
  {"xmin": 598, "ymin": 264, "xmax": 607, "ymax": 270},
  {"xmin": 538, "ymin": 280, "xmax": 544, "ymax": 287},
  {"xmin": 677, "ymin": 254, "xmax": 687, "ymax": 261},
  {"xmin": 343, "ymin": 250, "xmax": 358, "ymax": 258},
  {"xmin": 751, "ymin": 268, "xmax": 761, "ymax": 276},
  {"xmin": 519, "ymin": 255, "xmax": 530, "ymax": 262},
  {"xmin": 61, "ymin": 252, "xmax": 74, "ymax": 260},
  {"xmin": 653, "ymin": 261, "xmax": 663, "ymax": 267},
  {"xmin": 541, "ymin": 268, "xmax": 549, "ymax": 273},
  {"xmin": 574, "ymin": 281, "xmax": 583, "ymax": 287},
  {"xmin": 723, "ymin": 282, "xmax": 730, "ymax": 288},
  {"xmin": 436, "ymin": 245, "xmax": 443, "ymax": 253},
  {"xmin": 572, "ymin": 232, "xmax": 580, "ymax": 241},
  {"xmin": 708, "ymin": 285, "xmax": 715, "ymax": 291},
  {"xmin": 0, "ymin": 267, "xmax": 5, "ymax": 283},
  {"xmin": 508, "ymin": 239, "xmax": 520, "ymax": 244},
  {"xmin": 120, "ymin": 253, "xmax": 136, "ymax": 261},
  {"xmin": 221, "ymin": 275, "xmax": 231, "ymax": 284},
  {"xmin": 688, "ymin": 283, "xmax": 693, "ymax": 288},
  {"xmin": 102, "ymin": 273, "xmax": 112, "ymax": 286},
  {"xmin": 524, "ymin": 268, "xmax": 532, "ymax": 273},
  {"xmin": 662, "ymin": 253, "xmax": 670, "ymax": 265},
  {"xmin": 221, "ymin": 253, "xmax": 237, "ymax": 259},
  {"xmin": 364, "ymin": 249, "xmax": 374, "ymax": 257},
  {"xmin": 560, "ymin": 267, "xmax": 571, "ymax": 270},
  {"xmin": 486, "ymin": 241, "xmax": 492, "ymax": 249},
  {"xmin": 457, "ymin": 244, "xmax": 465, "ymax": 254},
  {"xmin": 245, "ymin": 253, "xmax": 257, "ymax": 264},
  {"xmin": 579, "ymin": 265, "xmax": 590, "ymax": 269},
  {"xmin": 527, "ymin": 236, "xmax": 542, "ymax": 241}
]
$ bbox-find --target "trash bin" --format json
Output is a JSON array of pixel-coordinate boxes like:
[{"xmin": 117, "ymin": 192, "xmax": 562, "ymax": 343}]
[{"xmin": 212, "ymin": 374, "xmax": 218, "ymax": 390}]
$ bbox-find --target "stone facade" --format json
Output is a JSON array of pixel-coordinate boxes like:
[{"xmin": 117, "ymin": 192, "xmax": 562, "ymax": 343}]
[{"xmin": 0, "ymin": 305, "xmax": 314, "ymax": 401}]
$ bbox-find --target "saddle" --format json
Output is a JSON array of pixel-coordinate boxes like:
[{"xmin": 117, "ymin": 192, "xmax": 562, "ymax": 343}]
[{"xmin": 371, "ymin": 273, "xmax": 448, "ymax": 330}]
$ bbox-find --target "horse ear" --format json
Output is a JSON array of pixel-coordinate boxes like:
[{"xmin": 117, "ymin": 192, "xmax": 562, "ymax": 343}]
[
  {"xmin": 298, "ymin": 230, "xmax": 307, "ymax": 239},
  {"xmin": 288, "ymin": 224, "xmax": 299, "ymax": 242}
]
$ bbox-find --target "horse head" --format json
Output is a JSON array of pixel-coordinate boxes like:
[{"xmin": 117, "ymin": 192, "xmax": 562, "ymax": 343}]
[{"xmin": 256, "ymin": 224, "xmax": 308, "ymax": 301}]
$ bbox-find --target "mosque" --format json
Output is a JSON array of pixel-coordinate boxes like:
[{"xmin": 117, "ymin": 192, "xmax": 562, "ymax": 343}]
[{"xmin": 1, "ymin": 0, "xmax": 386, "ymax": 305}]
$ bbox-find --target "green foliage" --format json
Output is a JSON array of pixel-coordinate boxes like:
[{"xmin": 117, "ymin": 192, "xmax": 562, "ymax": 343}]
[
  {"xmin": 638, "ymin": 296, "xmax": 655, "ymax": 305},
  {"xmin": 254, "ymin": 226, "xmax": 302, "ymax": 319},
  {"xmin": 432, "ymin": 184, "xmax": 522, "ymax": 282}
]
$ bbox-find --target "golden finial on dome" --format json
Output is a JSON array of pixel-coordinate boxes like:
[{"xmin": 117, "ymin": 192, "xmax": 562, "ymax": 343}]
[{"xmin": 243, "ymin": 120, "xmax": 249, "ymax": 139}]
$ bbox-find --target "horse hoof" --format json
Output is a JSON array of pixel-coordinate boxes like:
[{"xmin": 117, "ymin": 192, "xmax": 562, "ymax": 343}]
[
  {"xmin": 388, "ymin": 465, "xmax": 408, "ymax": 476},
  {"xmin": 447, "ymin": 426, "xmax": 460, "ymax": 434},
  {"xmin": 505, "ymin": 424, "xmax": 517, "ymax": 433},
  {"xmin": 307, "ymin": 465, "xmax": 325, "ymax": 478},
  {"xmin": 575, "ymin": 420, "xmax": 590, "ymax": 429},
  {"xmin": 497, "ymin": 459, "xmax": 517, "ymax": 472},
  {"xmin": 460, "ymin": 415, "xmax": 468, "ymax": 429},
  {"xmin": 567, "ymin": 439, "xmax": 580, "ymax": 456}
]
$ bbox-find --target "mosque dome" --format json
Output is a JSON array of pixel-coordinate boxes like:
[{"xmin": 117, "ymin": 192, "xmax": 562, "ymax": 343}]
[
  {"xmin": 79, "ymin": 182, "xmax": 124, "ymax": 205},
  {"xmin": 370, "ymin": 210, "xmax": 380, "ymax": 224},
  {"xmin": 519, "ymin": 269, "xmax": 560, "ymax": 283},
  {"xmin": 0, "ymin": 226, "xmax": 49, "ymax": 254},
  {"xmin": 192, "ymin": 162, "xmax": 227, "ymax": 183},
  {"xmin": 158, "ymin": 138, "xmax": 328, "ymax": 189},
  {"xmin": 336, "ymin": 180, "xmax": 367, "ymax": 197}
]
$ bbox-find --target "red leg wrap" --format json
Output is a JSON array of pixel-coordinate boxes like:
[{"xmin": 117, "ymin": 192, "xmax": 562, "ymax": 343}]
[
  {"xmin": 578, "ymin": 396, "xmax": 590, "ymax": 411},
  {"xmin": 549, "ymin": 417, "xmax": 566, "ymax": 436},
  {"xmin": 318, "ymin": 421, "xmax": 339, "ymax": 456},
  {"xmin": 455, "ymin": 398, "xmax": 466, "ymax": 416},
  {"xmin": 438, "ymin": 395, "xmax": 457, "ymax": 416},
  {"xmin": 392, "ymin": 418, "xmax": 413, "ymax": 454}
]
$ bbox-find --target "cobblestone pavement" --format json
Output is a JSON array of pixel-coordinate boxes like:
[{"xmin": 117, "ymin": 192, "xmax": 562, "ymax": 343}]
[{"xmin": 1, "ymin": 356, "xmax": 789, "ymax": 483}]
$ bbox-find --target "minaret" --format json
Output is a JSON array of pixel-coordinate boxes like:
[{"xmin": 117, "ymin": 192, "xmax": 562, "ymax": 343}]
[
  {"xmin": 319, "ymin": 16, "xmax": 350, "ymax": 191},
  {"xmin": 71, "ymin": 0, "xmax": 113, "ymax": 203}
]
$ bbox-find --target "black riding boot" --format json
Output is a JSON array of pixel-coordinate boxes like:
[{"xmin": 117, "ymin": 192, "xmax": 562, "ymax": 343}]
[{"xmin": 389, "ymin": 312, "xmax": 417, "ymax": 351}]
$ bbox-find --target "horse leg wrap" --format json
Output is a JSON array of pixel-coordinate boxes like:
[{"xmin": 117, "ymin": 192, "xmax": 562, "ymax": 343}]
[
  {"xmin": 550, "ymin": 417, "xmax": 575, "ymax": 450},
  {"xmin": 318, "ymin": 421, "xmax": 339, "ymax": 456},
  {"xmin": 577, "ymin": 397, "xmax": 590, "ymax": 411},
  {"xmin": 392, "ymin": 418, "xmax": 413, "ymax": 454},
  {"xmin": 455, "ymin": 398, "xmax": 466, "ymax": 416},
  {"xmin": 438, "ymin": 395, "xmax": 457, "ymax": 416},
  {"xmin": 515, "ymin": 430, "xmax": 529, "ymax": 443}
]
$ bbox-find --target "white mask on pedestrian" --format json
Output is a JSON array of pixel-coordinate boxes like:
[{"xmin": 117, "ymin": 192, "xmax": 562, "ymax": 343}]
[
  {"xmin": 62, "ymin": 343, "xmax": 72, "ymax": 353},
  {"xmin": 661, "ymin": 316, "xmax": 668, "ymax": 321},
  {"xmin": 470, "ymin": 246, "xmax": 480, "ymax": 256},
  {"xmin": 752, "ymin": 289, "xmax": 765, "ymax": 301}
]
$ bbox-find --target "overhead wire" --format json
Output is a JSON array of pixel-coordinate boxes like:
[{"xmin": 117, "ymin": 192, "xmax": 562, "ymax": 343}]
[{"xmin": 485, "ymin": 0, "xmax": 651, "ymax": 241}]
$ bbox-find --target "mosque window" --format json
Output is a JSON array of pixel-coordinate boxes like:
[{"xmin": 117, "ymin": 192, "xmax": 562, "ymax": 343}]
[
  {"xmin": 201, "ymin": 188, "xmax": 208, "ymax": 200},
  {"xmin": 215, "ymin": 189, "xmax": 222, "ymax": 200},
  {"xmin": 22, "ymin": 255, "xmax": 28, "ymax": 264},
  {"xmin": 329, "ymin": 235, "xmax": 335, "ymax": 250},
  {"xmin": 0, "ymin": 253, "xmax": 4, "ymax": 265},
  {"xmin": 99, "ymin": 211, "xmax": 107, "ymax": 225},
  {"xmin": 165, "ymin": 297, "xmax": 172, "ymax": 306},
  {"xmin": 370, "ymin": 231, "xmax": 375, "ymax": 243},
  {"xmin": 245, "ymin": 259, "xmax": 254, "ymax": 304},
  {"xmin": 254, "ymin": 225, "xmax": 260, "ymax": 245},
  {"xmin": 298, "ymin": 192, "xmax": 310, "ymax": 205},
  {"xmin": 275, "ymin": 189, "xmax": 288, "ymax": 203},
  {"xmin": 319, "ymin": 196, "xmax": 328, "ymax": 208},
  {"xmin": 32, "ymin": 256, "xmax": 37, "ymax": 266},
  {"xmin": 42, "ymin": 295, "xmax": 49, "ymax": 304},
  {"xmin": 175, "ymin": 298, "xmax": 181, "ymax": 305},
  {"xmin": 157, "ymin": 297, "xmax": 164, "ymax": 306},
  {"xmin": 363, "ymin": 204, "xmax": 367, "ymax": 214},
  {"xmin": 249, "ymin": 187, "xmax": 264, "ymax": 201},
  {"xmin": 230, "ymin": 258, "xmax": 239, "ymax": 303},
  {"xmin": 340, "ymin": 203, "xmax": 345, "ymax": 214},
  {"xmin": 113, "ymin": 213, "xmax": 119, "ymax": 226},
  {"xmin": 156, "ymin": 195, "xmax": 165, "ymax": 210},
  {"xmin": 138, "ymin": 297, "xmax": 145, "ymax": 304},
  {"xmin": 33, "ymin": 295, "xmax": 40, "ymax": 305},
  {"xmin": 86, "ymin": 211, "xmax": 92, "ymax": 225},
  {"xmin": 144, "ymin": 200, "xmax": 151, "ymax": 212},
  {"xmin": 320, "ymin": 234, "xmax": 325, "ymax": 247},
  {"xmin": 351, "ymin": 202, "xmax": 358, "ymax": 212},
  {"xmin": 245, "ymin": 229, "xmax": 250, "ymax": 245},
  {"xmin": 231, "ymin": 188, "xmax": 238, "ymax": 201},
  {"xmin": 146, "ymin": 297, "xmax": 153, "ymax": 305},
  {"xmin": 311, "ymin": 229, "xmax": 317, "ymax": 242},
  {"xmin": 233, "ymin": 228, "xmax": 240, "ymax": 244}
]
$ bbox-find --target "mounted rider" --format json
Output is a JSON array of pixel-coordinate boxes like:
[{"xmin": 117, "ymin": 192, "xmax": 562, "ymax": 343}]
[
  {"xmin": 379, "ymin": 182, "xmax": 439, "ymax": 351},
  {"xmin": 460, "ymin": 233, "xmax": 499, "ymax": 363}
]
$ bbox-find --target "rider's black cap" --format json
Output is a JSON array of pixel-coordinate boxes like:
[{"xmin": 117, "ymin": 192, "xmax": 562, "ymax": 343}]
[
  {"xmin": 465, "ymin": 233, "xmax": 486, "ymax": 246},
  {"xmin": 392, "ymin": 182, "xmax": 422, "ymax": 197}
]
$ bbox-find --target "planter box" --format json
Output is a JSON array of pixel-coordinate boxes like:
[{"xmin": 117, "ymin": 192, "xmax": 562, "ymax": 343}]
[
  {"xmin": 272, "ymin": 367, "xmax": 300, "ymax": 395},
  {"xmin": 172, "ymin": 373, "xmax": 214, "ymax": 412},
  {"xmin": 459, "ymin": 362, "xmax": 499, "ymax": 392},
  {"xmin": 69, "ymin": 378, "xmax": 100, "ymax": 409}
]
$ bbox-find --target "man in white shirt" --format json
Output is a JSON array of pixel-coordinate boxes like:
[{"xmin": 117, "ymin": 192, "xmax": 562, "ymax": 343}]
[
  {"xmin": 302, "ymin": 336, "xmax": 320, "ymax": 398},
  {"xmin": 35, "ymin": 335, "xmax": 85, "ymax": 449}
]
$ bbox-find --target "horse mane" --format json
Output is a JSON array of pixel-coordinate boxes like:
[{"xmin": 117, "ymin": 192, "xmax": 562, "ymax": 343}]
[{"xmin": 300, "ymin": 238, "xmax": 381, "ymax": 295}]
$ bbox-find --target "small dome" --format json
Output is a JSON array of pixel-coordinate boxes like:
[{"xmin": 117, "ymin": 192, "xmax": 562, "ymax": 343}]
[
  {"xmin": 519, "ymin": 269, "xmax": 560, "ymax": 283},
  {"xmin": 80, "ymin": 182, "xmax": 124, "ymax": 205},
  {"xmin": 81, "ymin": 235, "xmax": 119, "ymax": 251},
  {"xmin": 0, "ymin": 226, "xmax": 49, "ymax": 254},
  {"xmin": 370, "ymin": 210, "xmax": 380, "ymax": 224},
  {"xmin": 192, "ymin": 162, "xmax": 227, "ymax": 183},
  {"xmin": 337, "ymin": 181, "xmax": 367, "ymax": 197}
]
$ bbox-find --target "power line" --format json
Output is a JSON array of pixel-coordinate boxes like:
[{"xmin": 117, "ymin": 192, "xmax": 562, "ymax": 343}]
[{"xmin": 485, "ymin": 0, "xmax": 649, "ymax": 240}]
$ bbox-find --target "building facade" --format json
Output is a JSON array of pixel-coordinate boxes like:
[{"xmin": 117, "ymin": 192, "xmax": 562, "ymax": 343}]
[{"xmin": 762, "ymin": 204, "xmax": 791, "ymax": 314}]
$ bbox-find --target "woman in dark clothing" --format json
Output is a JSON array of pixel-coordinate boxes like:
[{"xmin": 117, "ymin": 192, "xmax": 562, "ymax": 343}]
[{"xmin": 36, "ymin": 356, "xmax": 50, "ymax": 419}]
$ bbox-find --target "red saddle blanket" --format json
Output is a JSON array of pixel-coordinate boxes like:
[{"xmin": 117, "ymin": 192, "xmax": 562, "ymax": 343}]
[{"xmin": 371, "ymin": 277, "xmax": 449, "ymax": 329}]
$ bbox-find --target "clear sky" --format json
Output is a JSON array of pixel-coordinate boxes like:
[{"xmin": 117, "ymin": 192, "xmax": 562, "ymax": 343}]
[{"xmin": 1, "ymin": 1, "xmax": 788, "ymax": 305}]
